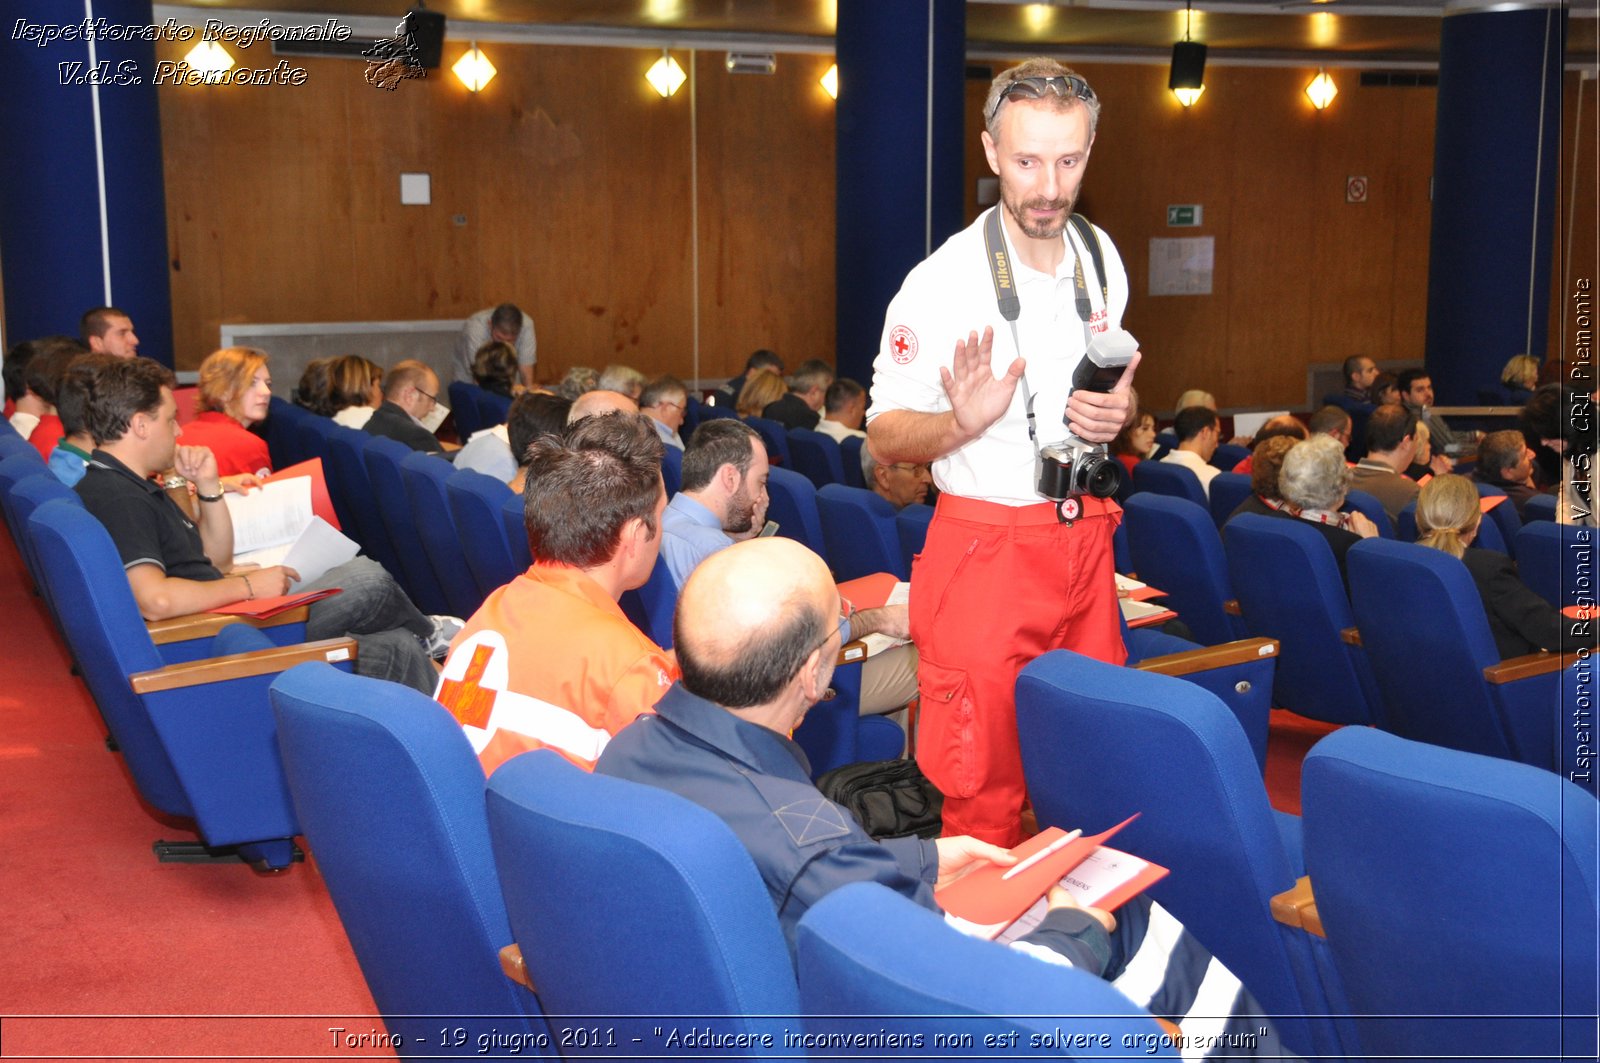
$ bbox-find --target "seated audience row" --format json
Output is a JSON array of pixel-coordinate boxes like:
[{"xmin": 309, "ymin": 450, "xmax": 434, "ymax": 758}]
[{"xmin": 66, "ymin": 357, "xmax": 459, "ymax": 693}]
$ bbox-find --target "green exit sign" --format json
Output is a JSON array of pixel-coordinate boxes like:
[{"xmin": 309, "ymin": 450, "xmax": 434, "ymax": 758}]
[{"xmin": 1166, "ymin": 204, "xmax": 1203, "ymax": 227}]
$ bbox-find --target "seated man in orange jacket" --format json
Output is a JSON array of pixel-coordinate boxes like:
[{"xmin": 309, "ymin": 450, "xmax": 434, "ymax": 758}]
[{"xmin": 435, "ymin": 411, "xmax": 677, "ymax": 773}]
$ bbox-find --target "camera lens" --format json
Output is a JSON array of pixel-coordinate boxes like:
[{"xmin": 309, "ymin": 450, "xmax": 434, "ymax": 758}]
[{"xmin": 1074, "ymin": 455, "xmax": 1123, "ymax": 499}]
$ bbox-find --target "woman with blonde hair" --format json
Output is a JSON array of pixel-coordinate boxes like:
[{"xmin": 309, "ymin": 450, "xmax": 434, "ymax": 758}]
[
  {"xmin": 1498, "ymin": 353, "xmax": 1538, "ymax": 404},
  {"xmin": 328, "ymin": 354, "xmax": 384, "ymax": 429},
  {"xmin": 735, "ymin": 370, "xmax": 787, "ymax": 419},
  {"xmin": 180, "ymin": 346, "xmax": 274, "ymax": 477},
  {"xmin": 1416, "ymin": 474, "xmax": 1595, "ymax": 659}
]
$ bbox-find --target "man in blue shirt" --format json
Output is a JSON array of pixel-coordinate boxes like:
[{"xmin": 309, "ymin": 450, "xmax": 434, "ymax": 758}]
[{"xmin": 662, "ymin": 420, "xmax": 916, "ymax": 716}]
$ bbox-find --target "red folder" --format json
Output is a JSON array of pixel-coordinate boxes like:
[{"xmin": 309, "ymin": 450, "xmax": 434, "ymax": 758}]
[
  {"xmin": 1480, "ymin": 494, "xmax": 1509, "ymax": 514},
  {"xmin": 265, "ymin": 458, "xmax": 340, "ymax": 531},
  {"xmin": 936, "ymin": 814, "xmax": 1167, "ymax": 926},
  {"xmin": 837, "ymin": 572, "xmax": 898, "ymax": 609},
  {"xmin": 210, "ymin": 588, "xmax": 341, "ymax": 620}
]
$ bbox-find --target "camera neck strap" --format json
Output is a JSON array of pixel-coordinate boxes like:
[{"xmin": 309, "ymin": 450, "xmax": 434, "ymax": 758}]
[{"xmin": 980, "ymin": 207, "xmax": 1099, "ymax": 456}]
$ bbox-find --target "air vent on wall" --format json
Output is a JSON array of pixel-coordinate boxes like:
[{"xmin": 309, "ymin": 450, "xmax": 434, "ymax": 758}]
[
  {"xmin": 725, "ymin": 52, "xmax": 776, "ymax": 75},
  {"xmin": 1358, "ymin": 71, "xmax": 1439, "ymax": 88}
]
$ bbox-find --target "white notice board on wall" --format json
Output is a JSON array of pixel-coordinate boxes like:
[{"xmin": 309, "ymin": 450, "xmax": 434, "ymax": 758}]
[{"xmin": 1149, "ymin": 237, "xmax": 1214, "ymax": 296}]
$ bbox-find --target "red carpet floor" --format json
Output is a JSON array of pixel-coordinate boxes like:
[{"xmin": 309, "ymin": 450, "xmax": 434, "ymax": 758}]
[{"xmin": 0, "ymin": 537, "xmax": 393, "ymax": 1061}]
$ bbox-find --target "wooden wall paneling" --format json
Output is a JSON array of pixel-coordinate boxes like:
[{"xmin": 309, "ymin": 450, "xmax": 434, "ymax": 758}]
[
  {"xmin": 1094, "ymin": 64, "xmax": 1239, "ymax": 415},
  {"xmin": 498, "ymin": 46, "xmax": 695, "ymax": 381},
  {"xmin": 1307, "ymin": 75, "xmax": 1435, "ymax": 375},
  {"xmin": 1387, "ymin": 84, "xmax": 1435, "ymax": 367},
  {"xmin": 159, "ymin": 42, "xmax": 225, "ymax": 369},
  {"xmin": 1216, "ymin": 69, "xmax": 1317, "ymax": 411},
  {"xmin": 961, "ymin": 61, "xmax": 1438, "ymax": 413},
  {"xmin": 694, "ymin": 51, "xmax": 837, "ymax": 385},
  {"xmin": 1551, "ymin": 71, "xmax": 1597, "ymax": 371}
]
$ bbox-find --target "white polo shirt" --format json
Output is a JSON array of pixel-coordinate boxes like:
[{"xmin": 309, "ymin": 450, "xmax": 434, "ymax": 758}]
[{"xmin": 866, "ymin": 207, "xmax": 1129, "ymax": 506}]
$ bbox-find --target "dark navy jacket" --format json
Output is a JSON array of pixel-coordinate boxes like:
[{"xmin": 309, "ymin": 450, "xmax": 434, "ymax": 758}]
[{"xmin": 596, "ymin": 683, "xmax": 1110, "ymax": 971}]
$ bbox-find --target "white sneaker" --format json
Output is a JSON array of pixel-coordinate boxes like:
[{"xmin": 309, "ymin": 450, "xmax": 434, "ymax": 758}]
[{"xmin": 423, "ymin": 615, "xmax": 464, "ymax": 659}]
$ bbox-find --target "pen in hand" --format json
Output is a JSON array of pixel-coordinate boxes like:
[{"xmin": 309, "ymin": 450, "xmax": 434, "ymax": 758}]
[{"xmin": 1000, "ymin": 828, "xmax": 1082, "ymax": 881}]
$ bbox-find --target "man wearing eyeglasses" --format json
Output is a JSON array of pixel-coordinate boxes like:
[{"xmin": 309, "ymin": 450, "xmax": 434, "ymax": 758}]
[
  {"xmin": 867, "ymin": 59, "xmax": 1140, "ymax": 847},
  {"xmin": 364, "ymin": 359, "xmax": 454, "ymax": 459},
  {"xmin": 639, "ymin": 374, "xmax": 690, "ymax": 450}
]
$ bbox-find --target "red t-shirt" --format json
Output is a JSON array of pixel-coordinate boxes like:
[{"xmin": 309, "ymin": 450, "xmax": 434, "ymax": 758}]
[
  {"xmin": 178, "ymin": 411, "xmax": 272, "ymax": 478},
  {"xmin": 27, "ymin": 414, "xmax": 64, "ymax": 461}
]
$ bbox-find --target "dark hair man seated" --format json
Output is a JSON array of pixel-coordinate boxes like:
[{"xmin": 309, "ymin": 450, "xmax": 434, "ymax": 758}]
[
  {"xmin": 73, "ymin": 357, "xmax": 454, "ymax": 693},
  {"xmin": 1472, "ymin": 429, "xmax": 1550, "ymax": 519},
  {"xmin": 763, "ymin": 359, "xmax": 835, "ymax": 431},
  {"xmin": 1341, "ymin": 354, "xmax": 1377, "ymax": 404},
  {"xmin": 435, "ymin": 412, "xmax": 677, "ymax": 774},
  {"xmin": 1157, "ymin": 405, "xmax": 1221, "ymax": 499},
  {"xmin": 596, "ymin": 537, "xmax": 1287, "ymax": 1054},
  {"xmin": 1349, "ymin": 405, "xmax": 1421, "ymax": 523},
  {"xmin": 662, "ymin": 420, "xmax": 917, "ymax": 717},
  {"xmin": 817, "ymin": 378, "xmax": 867, "ymax": 444},
  {"xmin": 81, "ymin": 306, "xmax": 140, "ymax": 359},
  {"xmin": 717, "ymin": 348, "xmax": 785, "ymax": 407}
]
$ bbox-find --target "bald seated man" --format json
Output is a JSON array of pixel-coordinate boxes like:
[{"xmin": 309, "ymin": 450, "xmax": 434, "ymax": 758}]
[
  {"xmin": 596, "ymin": 539, "xmax": 1288, "ymax": 1054},
  {"xmin": 568, "ymin": 388, "xmax": 638, "ymax": 423}
]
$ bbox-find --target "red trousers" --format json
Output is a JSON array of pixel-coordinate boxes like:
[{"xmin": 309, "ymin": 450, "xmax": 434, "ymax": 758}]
[{"xmin": 909, "ymin": 493, "xmax": 1126, "ymax": 847}]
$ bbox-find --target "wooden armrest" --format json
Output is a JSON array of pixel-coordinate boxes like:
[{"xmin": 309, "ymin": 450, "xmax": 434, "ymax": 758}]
[
  {"xmin": 1340, "ymin": 626, "xmax": 1362, "ymax": 647},
  {"xmin": 1134, "ymin": 637, "xmax": 1278, "ymax": 679},
  {"xmin": 837, "ymin": 638, "xmax": 868, "ymax": 666},
  {"xmin": 129, "ymin": 638, "xmax": 357, "ymax": 695},
  {"xmin": 499, "ymin": 943, "xmax": 535, "ymax": 991},
  {"xmin": 1223, "ymin": 599, "xmax": 1242, "ymax": 616},
  {"xmin": 1485, "ymin": 650, "xmax": 1580, "ymax": 683},
  {"xmin": 146, "ymin": 605, "xmax": 312, "ymax": 645},
  {"xmin": 1269, "ymin": 876, "xmax": 1324, "ymax": 937}
]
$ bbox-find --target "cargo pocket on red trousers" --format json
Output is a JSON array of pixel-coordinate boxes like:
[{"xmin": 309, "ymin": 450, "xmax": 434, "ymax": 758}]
[{"xmin": 915, "ymin": 657, "xmax": 983, "ymax": 799}]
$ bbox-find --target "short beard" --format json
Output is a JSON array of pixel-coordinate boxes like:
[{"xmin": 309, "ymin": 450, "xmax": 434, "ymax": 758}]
[
  {"xmin": 1003, "ymin": 187, "xmax": 1076, "ymax": 241},
  {"xmin": 723, "ymin": 482, "xmax": 755, "ymax": 535}
]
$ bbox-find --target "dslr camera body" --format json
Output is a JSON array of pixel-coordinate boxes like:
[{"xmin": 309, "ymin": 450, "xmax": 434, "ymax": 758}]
[{"xmin": 1037, "ymin": 328, "xmax": 1138, "ymax": 502}]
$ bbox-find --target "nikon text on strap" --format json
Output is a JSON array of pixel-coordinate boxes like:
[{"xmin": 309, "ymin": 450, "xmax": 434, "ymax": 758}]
[{"xmin": 980, "ymin": 206, "xmax": 1104, "ymax": 455}]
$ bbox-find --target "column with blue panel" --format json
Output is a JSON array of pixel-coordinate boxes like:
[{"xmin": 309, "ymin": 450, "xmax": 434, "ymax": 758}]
[
  {"xmin": 0, "ymin": 0, "xmax": 174, "ymax": 364},
  {"xmin": 1424, "ymin": 0, "xmax": 1564, "ymax": 403},
  {"xmin": 834, "ymin": 0, "xmax": 966, "ymax": 389}
]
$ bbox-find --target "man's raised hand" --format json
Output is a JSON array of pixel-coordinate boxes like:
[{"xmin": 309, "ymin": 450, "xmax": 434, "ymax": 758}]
[{"xmin": 940, "ymin": 327, "xmax": 1025, "ymax": 446}]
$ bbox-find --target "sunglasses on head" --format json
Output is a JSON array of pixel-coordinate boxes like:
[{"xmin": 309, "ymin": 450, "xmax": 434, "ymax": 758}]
[{"xmin": 987, "ymin": 74, "xmax": 1096, "ymax": 123}]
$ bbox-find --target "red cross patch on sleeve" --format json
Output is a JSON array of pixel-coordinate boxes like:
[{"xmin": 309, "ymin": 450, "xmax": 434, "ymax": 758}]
[{"xmin": 889, "ymin": 325, "xmax": 919, "ymax": 364}]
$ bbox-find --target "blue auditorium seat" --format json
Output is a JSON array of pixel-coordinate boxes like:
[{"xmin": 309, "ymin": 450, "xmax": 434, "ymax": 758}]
[{"xmin": 816, "ymin": 483, "xmax": 906, "ymax": 580}]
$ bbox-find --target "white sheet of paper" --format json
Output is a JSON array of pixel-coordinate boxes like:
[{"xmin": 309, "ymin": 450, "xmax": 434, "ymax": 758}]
[
  {"xmin": 281, "ymin": 517, "xmax": 360, "ymax": 588},
  {"xmin": 223, "ymin": 477, "xmax": 313, "ymax": 555},
  {"xmin": 859, "ymin": 632, "xmax": 909, "ymax": 657},
  {"xmin": 886, "ymin": 580, "xmax": 911, "ymax": 607},
  {"xmin": 419, "ymin": 404, "xmax": 450, "ymax": 434},
  {"xmin": 233, "ymin": 543, "xmax": 293, "ymax": 569},
  {"xmin": 1120, "ymin": 597, "xmax": 1173, "ymax": 623},
  {"xmin": 1231, "ymin": 410, "xmax": 1291, "ymax": 439}
]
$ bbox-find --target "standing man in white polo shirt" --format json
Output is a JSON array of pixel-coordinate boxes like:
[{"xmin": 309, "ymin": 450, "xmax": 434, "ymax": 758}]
[{"xmin": 867, "ymin": 58, "xmax": 1138, "ymax": 847}]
